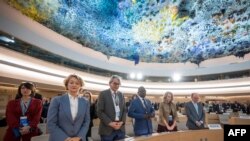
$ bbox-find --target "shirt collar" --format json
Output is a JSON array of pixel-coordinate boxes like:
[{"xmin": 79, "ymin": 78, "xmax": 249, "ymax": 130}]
[
  {"xmin": 68, "ymin": 93, "xmax": 78, "ymax": 100},
  {"xmin": 110, "ymin": 89, "xmax": 117, "ymax": 95},
  {"xmin": 137, "ymin": 95, "xmax": 144, "ymax": 100},
  {"xmin": 192, "ymin": 101, "xmax": 198, "ymax": 105}
]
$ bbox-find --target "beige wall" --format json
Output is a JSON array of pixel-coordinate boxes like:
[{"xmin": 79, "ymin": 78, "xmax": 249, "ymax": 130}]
[{"xmin": 0, "ymin": 85, "xmax": 250, "ymax": 117}]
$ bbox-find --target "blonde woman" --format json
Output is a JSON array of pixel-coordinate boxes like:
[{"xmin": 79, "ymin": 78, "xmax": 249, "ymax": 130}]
[
  {"xmin": 47, "ymin": 74, "xmax": 90, "ymax": 141},
  {"xmin": 157, "ymin": 92, "xmax": 178, "ymax": 132}
]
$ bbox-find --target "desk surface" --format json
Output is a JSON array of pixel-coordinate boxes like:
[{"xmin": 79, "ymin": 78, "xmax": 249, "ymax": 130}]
[{"xmin": 121, "ymin": 129, "xmax": 223, "ymax": 141}]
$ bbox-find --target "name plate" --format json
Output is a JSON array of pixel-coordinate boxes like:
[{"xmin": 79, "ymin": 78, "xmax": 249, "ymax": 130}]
[{"xmin": 208, "ymin": 124, "xmax": 222, "ymax": 130}]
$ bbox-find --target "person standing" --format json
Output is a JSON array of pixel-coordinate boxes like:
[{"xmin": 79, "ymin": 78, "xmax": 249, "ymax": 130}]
[
  {"xmin": 82, "ymin": 90, "xmax": 97, "ymax": 141},
  {"xmin": 4, "ymin": 82, "xmax": 42, "ymax": 141},
  {"xmin": 128, "ymin": 86, "xmax": 155, "ymax": 136},
  {"xmin": 157, "ymin": 91, "xmax": 178, "ymax": 132},
  {"xmin": 47, "ymin": 74, "xmax": 90, "ymax": 141},
  {"xmin": 185, "ymin": 93, "xmax": 205, "ymax": 130},
  {"xmin": 97, "ymin": 75, "xmax": 126, "ymax": 141}
]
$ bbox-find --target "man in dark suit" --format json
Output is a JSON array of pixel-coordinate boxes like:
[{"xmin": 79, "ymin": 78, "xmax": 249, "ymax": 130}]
[
  {"xmin": 97, "ymin": 75, "xmax": 126, "ymax": 141},
  {"xmin": 214, "ymin": 101, "xmax": 224, "ymax": 114},
  {"xmin": 128, "ymin": 86, "xmax": 155, "ymax": 136},
  {"xmin": 185, "ymin": 93, "xmax": 205, "ymax": 130}
]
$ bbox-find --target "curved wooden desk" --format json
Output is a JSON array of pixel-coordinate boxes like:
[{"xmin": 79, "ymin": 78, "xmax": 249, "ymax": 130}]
[{"xmin": 122, "ymin": 129, "xmax": 223, "ymax": 141}]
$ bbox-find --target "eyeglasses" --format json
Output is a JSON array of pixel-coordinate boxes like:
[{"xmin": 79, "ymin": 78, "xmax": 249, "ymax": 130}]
[{"xmin": 112, "ymin": 82, "xmax": 120, "ymax": 86}]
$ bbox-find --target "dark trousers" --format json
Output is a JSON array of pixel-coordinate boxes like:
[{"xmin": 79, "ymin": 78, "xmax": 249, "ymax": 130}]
[{"xmin": 101, "ymin": 130, "xmax": 125, "ymax": 141}]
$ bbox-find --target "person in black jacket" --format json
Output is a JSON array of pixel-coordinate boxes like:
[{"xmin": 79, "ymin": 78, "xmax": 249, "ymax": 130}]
[{"xmin": 81, "ymin": 90, "xmax": 97, "ymax": 141}]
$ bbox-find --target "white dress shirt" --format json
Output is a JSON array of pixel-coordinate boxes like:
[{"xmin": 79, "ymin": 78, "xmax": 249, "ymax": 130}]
[
  {"xmin": 110, "ymin": 89, "xmax": 120, "ymax": 121},
  {"xmin": 137, "ymin": 95, "xmax": 146, "ymax": 108},
  {"xmin": 192, "ymin": 101, "xmax": 199, "ymax": 115},
  {"xmin": 68, "ymin": 93, "xmax": 79, "ymax": 120}
]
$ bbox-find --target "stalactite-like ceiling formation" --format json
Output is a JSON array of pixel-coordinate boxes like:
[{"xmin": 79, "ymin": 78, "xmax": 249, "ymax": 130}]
[{"xmin": 6, "ymin": 0, "xmax": 250, "ymax": 65}]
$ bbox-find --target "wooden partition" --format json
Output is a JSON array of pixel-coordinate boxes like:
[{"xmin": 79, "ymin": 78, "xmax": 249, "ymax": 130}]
[
  {"xmin": 206, "ymin": 113, "xmax": 220, "ymax": 124},
  {"xmin": 229, "ymin": 117, "xmax": 250, "ymax": 125},
  {"xmin": 123, "ymin": 129, "xmax": 223, "ymax": 141}
]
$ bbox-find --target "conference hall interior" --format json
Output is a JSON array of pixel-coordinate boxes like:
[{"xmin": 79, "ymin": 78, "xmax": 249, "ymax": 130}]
[{"xmin": 0, "ymin": 0, "xmax": 250, "ymax": 141}]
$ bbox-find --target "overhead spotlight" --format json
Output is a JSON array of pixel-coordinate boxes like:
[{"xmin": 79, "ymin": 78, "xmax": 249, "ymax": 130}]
[
  {"xmin": 136, "ymin": 73, "xmax": 143, "ymax": 80},
  {"xmin": 129, "ymin": 73, "xmax": 135, "ymax": 79},
  {"xmin": 168, "ymin": 78, "xmax": 171, "ymax": 82},
  {"xmin": 172, "ymin": 73, "xmax": 181, "ymax": 82},
  {"xmin": 194, "ymin": 78, "xmax": 198, "ymax": 82}
]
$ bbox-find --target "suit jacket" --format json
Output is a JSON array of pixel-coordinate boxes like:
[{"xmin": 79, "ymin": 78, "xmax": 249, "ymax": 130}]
[
  {"xmin": 47, "ymin": 94, "xmax": 90, "ymax": 141},
  {"xmin": 4, "ymin": 98, "xmax": 42, "ymax": 141},
  {"xmin": 214, "ymin": 104, "xmax": 224, "ymax": 114},
  {"xmin": 97, "ymin": 89, "xmax": 126, "ymax": 136},
  {"xmin": 158, "ymin": 102, "xmax": 178, "ymax": 126},
  {"xmin": 185, "ymin": 101, "xmax": 205, "ymax": 130},
  {"xmin": 128, "ymin": 96, "xmax": 155, "ymax": 136}
]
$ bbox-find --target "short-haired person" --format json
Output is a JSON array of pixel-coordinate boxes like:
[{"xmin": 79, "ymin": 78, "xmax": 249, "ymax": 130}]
[
  {"xmin": 128, "ymin": 86, "xmax": 155, "ymax": 136},
  {"xmin": 4, "ymin": 82, "xmax": 43, "ymax": 141},
  {"xmin": 185, "ymin": 93, "xmax": 205, "ymax": 130},
  {"xmin": 157, "ymin": 91, "xmax": 178, "ymax": 132},
  {"xmin": 47, "ymin": 74, "xmax": 90, "ymax": 141},
  {"xmin": 97, "ymin": 75, "xmax": 126, "ymax": 141}
]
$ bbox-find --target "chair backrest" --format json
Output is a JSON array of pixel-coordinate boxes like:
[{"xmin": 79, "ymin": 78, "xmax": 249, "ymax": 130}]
[
  {"xmin": 91, "ymin": 126, "xmax": 101, "ymax": 141},
  {"xmin": 177, "ymin": 122, "xmax": 188, "ymax": 130},
  {"xmin": 125, "ymin": 124, "xmax": 134, "ymax": 137},
  {"xmin": 31, "ymin": 134, "xmax": 49, "ymax": 141},
  {"xmin": 37, "ymin": 123, "xmax": 47, "ymax": 134},
  {"xmin": 219, "ymin": 114, "xmax": 229, "ymax": 123},
  {"xmin": 152, "ymin": 121, "xmax": 158, "ymax": 132}
]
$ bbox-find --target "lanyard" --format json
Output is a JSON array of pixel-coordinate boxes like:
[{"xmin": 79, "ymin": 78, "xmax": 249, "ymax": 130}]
[
  {"xmin": 112, "ymin": 93, "xmax": 119, "ymax": 106},
  {"xmin": 21, "ymin": 99, "xmax": 31, "ymax": 116}
]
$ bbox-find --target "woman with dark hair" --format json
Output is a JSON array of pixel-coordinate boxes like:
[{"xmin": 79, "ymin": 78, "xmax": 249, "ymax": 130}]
[
  {"xmin": 4, "ymin": 82, "xmax": 43, "ymax": 141},
  {"xmin": 81, "ymin": 90, "xmax": 97, "ymax": 141}
]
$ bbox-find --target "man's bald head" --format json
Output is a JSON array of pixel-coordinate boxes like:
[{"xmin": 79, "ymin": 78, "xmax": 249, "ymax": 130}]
[
  {"xmin": 138, "ymin": 86, "xmax": 146, "ymax": 98},
  {"xmin": 191, "ymin": 93, "xmax": 200, "ymax": 103}
]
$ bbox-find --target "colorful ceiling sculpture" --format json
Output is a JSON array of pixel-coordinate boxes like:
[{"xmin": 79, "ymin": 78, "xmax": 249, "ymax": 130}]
[{"xmin": 6, "ymin": 0, "xmax": 250, "ymax": 65}]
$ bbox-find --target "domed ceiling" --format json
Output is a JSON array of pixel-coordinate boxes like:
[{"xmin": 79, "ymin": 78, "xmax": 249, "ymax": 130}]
[{"xmin": 6, "ymin": 0, "xmax": 250, "ymax": 65}]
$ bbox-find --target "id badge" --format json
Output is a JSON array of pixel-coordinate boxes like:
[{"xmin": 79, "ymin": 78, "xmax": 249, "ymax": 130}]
[
  {"xmin": 115, "ymin": 105, "xmax": 120, "ymax": 121},
  {"xmin": 168, "ymin": 115, "xmax": 173, "ymax": 122},
  {"xmin": 115, "ymin": 105, "xmax": 120, "ymax": 112},
  {"xmin": 20, "ymin": 116, "xmax": 29, "ymax": 127}
]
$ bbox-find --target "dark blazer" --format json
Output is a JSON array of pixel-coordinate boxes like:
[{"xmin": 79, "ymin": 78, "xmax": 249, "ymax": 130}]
[
  {"xmin": 128, "ymin": 96, "xmax": 155, "ymax": 136},
  {"xmin": 185, "ymin": 101, "xmax": 205, "ymax": 130},
  {"xmin": 4, "ymin": 98, "xmax": 42, "ymax": 141},
  {"xmin": 34, "ymin": 93, "xmax": 43, "ymax": 101},
  {"xmin": 47, "ymin": 94, "xmax": 90, "ymax": 141},
  {"xmin": 97, "ymin": 89, "xmax": 126, "ymax": 136}
]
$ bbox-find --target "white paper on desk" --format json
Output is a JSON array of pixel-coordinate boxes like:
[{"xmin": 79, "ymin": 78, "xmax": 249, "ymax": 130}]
[
  {"xmin": 239, "ymin": 115, "xmax": 250, "ymax": 119},
  {"xmin": 208, "ymin": 124, "xmax": 222, "ymax": 130}
]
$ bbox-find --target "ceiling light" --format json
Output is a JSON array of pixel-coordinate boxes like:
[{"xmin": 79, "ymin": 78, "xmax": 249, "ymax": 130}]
[
  {"xmin": 173, "ymin": 73, "xmax": 181, "ymax": 82},
  {"xmin": 136, "ymin": 73, "xmax": 143, "ymax": 80},
  {"xmin": 129, "ymin": 73, "xmax": 135, "ymax": 79}
]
